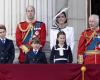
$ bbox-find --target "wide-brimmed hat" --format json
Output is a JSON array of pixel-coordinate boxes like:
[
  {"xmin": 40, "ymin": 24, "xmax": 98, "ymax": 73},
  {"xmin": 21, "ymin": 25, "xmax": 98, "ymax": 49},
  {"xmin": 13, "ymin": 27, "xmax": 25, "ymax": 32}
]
[{"xmin": 53, "ymin": 7, "xmax": 69, "ymax": 21}]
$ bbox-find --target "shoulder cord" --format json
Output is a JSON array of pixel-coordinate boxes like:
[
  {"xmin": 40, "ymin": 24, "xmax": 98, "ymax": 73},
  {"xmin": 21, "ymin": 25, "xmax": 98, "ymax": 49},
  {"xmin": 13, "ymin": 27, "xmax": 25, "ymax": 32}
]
[
  {"xmin": 85, "ymin": 30, "xmax": 97, "ymax": 46},
  {"xmin": 18, "ymin": 24, "xmax": 30, "ymax": 32}
]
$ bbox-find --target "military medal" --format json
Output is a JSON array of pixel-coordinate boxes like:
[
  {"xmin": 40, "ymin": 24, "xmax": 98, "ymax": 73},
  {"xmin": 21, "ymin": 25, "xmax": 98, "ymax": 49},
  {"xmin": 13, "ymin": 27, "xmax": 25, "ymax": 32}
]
[{"xmin": 35, "ymin": 31, "xmax": 39, "ymax": 36}]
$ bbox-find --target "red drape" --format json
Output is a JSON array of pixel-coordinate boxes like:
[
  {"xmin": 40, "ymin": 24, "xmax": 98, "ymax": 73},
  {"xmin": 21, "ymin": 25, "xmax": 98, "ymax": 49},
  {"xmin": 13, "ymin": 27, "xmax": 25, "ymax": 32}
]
[{"xmin": 0, "ymin": 64, "xmax": 100, "ymax": 80}]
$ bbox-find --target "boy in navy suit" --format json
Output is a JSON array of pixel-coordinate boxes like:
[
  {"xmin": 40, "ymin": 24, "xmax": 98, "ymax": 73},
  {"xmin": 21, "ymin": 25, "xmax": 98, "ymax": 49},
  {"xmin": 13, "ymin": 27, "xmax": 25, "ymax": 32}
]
[
  {"xmin": 0, "ymin": 24, "xmax": 15, "ymax": 64},
  {"xmin": 25, "ymin": 37, "xmax": 47, "ymax": 64}
]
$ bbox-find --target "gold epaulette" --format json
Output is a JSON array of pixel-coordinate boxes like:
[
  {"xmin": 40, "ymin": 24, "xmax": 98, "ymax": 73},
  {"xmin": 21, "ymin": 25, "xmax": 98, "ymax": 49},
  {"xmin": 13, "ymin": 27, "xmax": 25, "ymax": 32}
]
[
  {"xmin": 85, "ymin": 30, "xmax": 97, "ymax": 46},
  {"xmin": 18, "ymin": 24, "xmax": 29, "ymax": 32}
]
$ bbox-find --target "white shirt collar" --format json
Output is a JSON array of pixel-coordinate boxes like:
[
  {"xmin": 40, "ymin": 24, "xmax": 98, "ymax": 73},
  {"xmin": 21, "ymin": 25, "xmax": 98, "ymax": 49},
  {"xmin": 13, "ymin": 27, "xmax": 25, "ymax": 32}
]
[
  {"xmin": 33, "ymin": 49, "xmax": 38, "ymax": 52},
  {"xmin": 0, "ymin": 37, "xmax": 6, "ymax": 41}
]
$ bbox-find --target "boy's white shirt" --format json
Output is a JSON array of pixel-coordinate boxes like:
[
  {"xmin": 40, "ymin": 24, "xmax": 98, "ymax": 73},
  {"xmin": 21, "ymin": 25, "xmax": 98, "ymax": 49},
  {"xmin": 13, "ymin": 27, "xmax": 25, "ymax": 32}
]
[
  {"xmin": 33, "ymin": 49, "xmax": 38, "ymax": 52},
  {"xmin": 0, "ymin": 37, "xmax": 6, "ymax": 43},
  {"xmin": 32, "ymin": 49, "xmax": 39, "ymax": 54}
]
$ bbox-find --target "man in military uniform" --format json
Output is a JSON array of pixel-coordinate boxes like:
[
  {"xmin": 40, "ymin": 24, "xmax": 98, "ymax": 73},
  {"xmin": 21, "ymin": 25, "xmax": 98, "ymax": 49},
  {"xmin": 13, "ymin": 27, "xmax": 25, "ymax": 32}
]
[
  {"xmin": 16, "ymin": 5, "xmax": 46, "ymax": 63},
  {"xmin": 77, "ymin": 14, "xmax": 100, "ymax": 64}
]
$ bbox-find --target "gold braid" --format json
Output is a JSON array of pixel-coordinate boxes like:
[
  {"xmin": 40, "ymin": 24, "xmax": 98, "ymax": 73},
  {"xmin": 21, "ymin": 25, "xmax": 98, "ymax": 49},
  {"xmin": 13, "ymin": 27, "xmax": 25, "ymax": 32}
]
[
  {"xmin": 85, "ymin": 30, "xmax": 97, "ymax": 46},
  {"xmin": 22, "ymin": 23, "xmax": 33, "ymax": 42},
  {"xmin": 18, "ymin": 24, "xmax": 29, "ymax": 32}
]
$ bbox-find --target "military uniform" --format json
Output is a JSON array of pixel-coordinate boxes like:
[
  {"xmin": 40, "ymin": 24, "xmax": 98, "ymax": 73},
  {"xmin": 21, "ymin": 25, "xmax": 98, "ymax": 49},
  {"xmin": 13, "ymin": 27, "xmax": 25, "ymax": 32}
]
[
  {"xmin": 16, "ymin": 21, "xmax": 46, "ymax": 63},
  {"xmin": 78, "ymin": 28, "xmax": 100, "ymax": 64}
]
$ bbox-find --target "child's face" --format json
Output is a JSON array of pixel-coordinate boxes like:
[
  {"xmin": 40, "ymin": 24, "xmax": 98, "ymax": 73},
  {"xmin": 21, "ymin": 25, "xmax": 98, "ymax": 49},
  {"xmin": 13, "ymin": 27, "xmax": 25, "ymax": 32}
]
[
  {"xmin": 0, "ymin": 29, "xmax": 6, "ymax": 38},
  {"xmin": 57, "ymin": 34, "xmax": 66, "ymax": 44},
  {"xmin": 31, "ymin": 43, "xmax": 41, "ymax": 50}
]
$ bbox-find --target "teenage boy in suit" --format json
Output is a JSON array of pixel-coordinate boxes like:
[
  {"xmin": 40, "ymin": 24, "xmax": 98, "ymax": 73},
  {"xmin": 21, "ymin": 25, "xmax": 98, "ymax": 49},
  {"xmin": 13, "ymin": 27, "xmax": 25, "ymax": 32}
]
[{"xmin": 0, "ymin": 24, "xmax": 15, "ymax": 64}]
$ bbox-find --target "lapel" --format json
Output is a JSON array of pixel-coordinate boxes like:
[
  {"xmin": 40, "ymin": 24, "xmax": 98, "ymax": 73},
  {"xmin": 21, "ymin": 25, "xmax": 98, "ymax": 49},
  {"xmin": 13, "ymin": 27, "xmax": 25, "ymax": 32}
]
[
  {"xmin": 0, "ymin": 39, "xmax": 2, "ymax": 44},
  {"xmin": 0, "ymin": 39, "xmax": 5, "ymax": 50},
  {"xmin": 28, "ymin": 50, "xmax": 41, "ymax": 59},
  {"xmin": 2, "ymin": 39, "xmax": 9, "ymax": 50},
  {"xmin": 29, "ymin": 51, "xmax": 37, "ymax": 58}
]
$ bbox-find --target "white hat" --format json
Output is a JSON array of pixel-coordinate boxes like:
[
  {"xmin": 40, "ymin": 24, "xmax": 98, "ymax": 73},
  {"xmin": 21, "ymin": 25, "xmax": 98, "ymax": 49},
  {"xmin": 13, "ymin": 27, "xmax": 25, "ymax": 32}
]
[{"xmin": 53, "ymin": 7, "xmax": 69, "ymax": 21}]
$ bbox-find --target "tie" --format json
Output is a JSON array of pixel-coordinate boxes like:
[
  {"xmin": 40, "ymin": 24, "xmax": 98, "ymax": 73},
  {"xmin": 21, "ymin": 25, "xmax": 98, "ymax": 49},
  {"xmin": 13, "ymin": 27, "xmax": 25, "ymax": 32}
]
[
  {"xmin": 2, "ymin": 39, "xmax": 5, "ymax": 44},
  {"xmin": 34, "ymin": 51, "xmax": 37, "ymax": 55}
]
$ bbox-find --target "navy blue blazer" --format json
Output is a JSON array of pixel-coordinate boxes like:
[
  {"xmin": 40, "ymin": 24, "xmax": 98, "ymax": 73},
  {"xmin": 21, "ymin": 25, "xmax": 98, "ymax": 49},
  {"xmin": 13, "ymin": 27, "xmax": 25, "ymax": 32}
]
[
  {"xmin": 0, "ymin": 38, "xmax": 15, "ymax": 64},
  {"xmin": 25, "ymin": 50, "xmax": 47, "ymax": 64}
]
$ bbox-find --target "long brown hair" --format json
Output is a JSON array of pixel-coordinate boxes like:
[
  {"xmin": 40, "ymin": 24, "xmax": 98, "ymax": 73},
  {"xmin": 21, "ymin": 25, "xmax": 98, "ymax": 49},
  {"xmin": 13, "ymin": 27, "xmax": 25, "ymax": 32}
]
[{"xmin": 56, "ymin": 31, "xmax": 67, "ymax": 46}]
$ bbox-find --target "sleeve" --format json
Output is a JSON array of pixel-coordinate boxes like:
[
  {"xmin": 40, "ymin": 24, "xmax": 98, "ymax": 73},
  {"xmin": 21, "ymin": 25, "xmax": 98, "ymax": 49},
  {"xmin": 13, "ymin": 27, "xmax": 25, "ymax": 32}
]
[
  {"xmin": 68, "ymin": 46, "xmax": 73, "ymax": 63},
  {"xmin": 24, "ymin": 54, "xmax": 30, "ymax": 64},
  {"xmin": 50, "ymin": 47, "xmax": 55, "ymax": 64},
  {"xmin": 77, "ymin": 32, "xmax": 86, "ymax": 55},
  {"xmin": 68, "ymin": 27, "xmax": 74, "ymax": 53},
  {"xmin": 42, "ymin": 52, "xmax": 48, "ymax": 64},
  {"xmin": 40, "ymin": 22, "xmax": 46, "ymax": 47},
  {"xmin": 8, "ymin": 40, "xmax": 15, "ymax": 63},
  {"xmin": 15, "ymin": 24, "xmax": 23, "ymax": 47},
  {"xmin": 50, "ymin": 29, "xmax": 56, "ymax": 50},
  {"xmin": 77, "ymin": 31, "xmax": 86, "ymax": 64},
  {"xmin": 50, "ymin": 29, "xmax": 54, "ymax": 49}
]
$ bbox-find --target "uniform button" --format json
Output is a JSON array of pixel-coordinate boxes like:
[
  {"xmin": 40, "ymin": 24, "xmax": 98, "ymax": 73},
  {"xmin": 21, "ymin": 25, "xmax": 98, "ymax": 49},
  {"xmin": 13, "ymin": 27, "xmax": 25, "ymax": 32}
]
[{"xmin": 0, "ymin": 57, "xmax": 4, "ymax": 60}]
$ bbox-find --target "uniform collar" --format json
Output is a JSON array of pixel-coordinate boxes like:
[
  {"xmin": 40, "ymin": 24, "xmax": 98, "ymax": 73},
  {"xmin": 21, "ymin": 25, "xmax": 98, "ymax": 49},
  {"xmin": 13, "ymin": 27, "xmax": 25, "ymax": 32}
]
[{"xmin": 26, "ymin": 19, "xmax": 36, "ymax": 23}]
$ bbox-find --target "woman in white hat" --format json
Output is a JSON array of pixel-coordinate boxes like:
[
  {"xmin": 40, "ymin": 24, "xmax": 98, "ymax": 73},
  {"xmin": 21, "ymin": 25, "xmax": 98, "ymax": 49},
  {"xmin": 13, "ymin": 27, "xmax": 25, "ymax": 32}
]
[{"xmin": 50, "ymin": 10, "xmax": 74, "ymax": 54}]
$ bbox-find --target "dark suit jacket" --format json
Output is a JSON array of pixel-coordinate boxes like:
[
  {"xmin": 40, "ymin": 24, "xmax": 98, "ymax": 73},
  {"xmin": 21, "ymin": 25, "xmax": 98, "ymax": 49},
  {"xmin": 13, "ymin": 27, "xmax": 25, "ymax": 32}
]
[
  {"xmin": 0, "ymin": 38, "xmax": 15, "ymax": 64},
  {"xmin": 25, "ymin": 50, "xmax": 47, "ymax": 64}
]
